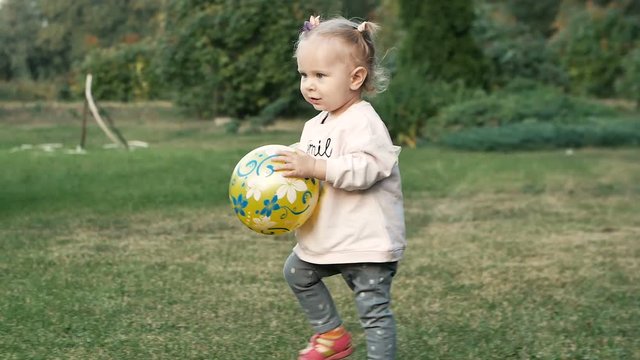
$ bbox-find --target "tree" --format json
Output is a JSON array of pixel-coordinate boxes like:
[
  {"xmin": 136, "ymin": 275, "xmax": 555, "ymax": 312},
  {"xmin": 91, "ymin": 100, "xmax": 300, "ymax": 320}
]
[
  {"xmin": 472, "ymin": 2, "xmax": 569, "ymax": 89},
  {"xmin": 398, "ymin": 0, "xmax": 489, "ymax": 87},
  {"xmin": 375, "ymin": 0, "xmax": 489, "ymax": 146},
  {"xmin": 342, "ymin": 0, "xmax": 380, "ymax": 19},
  {"xmin": 0, "ymin": 0, "xmax": 163, "ymax": 82},
  {"xmin": 551, "ymin": 4, "xmax": 640, "ymax": 97},
  {"xmin": 36, "ymin": 0, "xmax": 163, "ymax": 79},
  {"xmin": 0, "ymin": 0, "xmax": 42, "ymax": 80},
  {"xmin": 505, "ymin": 0, "xmax": 561, "ymax": 37},
  {"xmin": 160, "ymin": 0, "xmax": 314, "ymax": 119},
  {"xmin": 615, "ymin": 47, "xmax": 640, "ymax": 109}
]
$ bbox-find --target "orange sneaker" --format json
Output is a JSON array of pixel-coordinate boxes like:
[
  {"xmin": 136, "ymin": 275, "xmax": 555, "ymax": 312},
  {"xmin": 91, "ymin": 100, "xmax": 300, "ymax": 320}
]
[{"xmin": 298, "ymin": 327, "xmax": 354, "ymax": 360}]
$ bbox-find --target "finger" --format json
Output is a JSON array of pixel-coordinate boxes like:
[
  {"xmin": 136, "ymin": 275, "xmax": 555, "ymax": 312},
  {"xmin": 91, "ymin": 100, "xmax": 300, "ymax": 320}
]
[
  {"xmin": 273, "ymin": 161, "xmax": 286, "ymax": 170},
  {"xmin": 272, "ymin": 154, "xmax": 292, "ymax": 164},
  {"xmin": 276, "ymin": 150, "xmax": 294, "ymax": 157},
  {"xmin": 275, "ymin": 164, "xmax": 291, "ymax": 172},
  {"xmin": 281, "ymin": 170, "xmax": 297, "ymax": 178}
]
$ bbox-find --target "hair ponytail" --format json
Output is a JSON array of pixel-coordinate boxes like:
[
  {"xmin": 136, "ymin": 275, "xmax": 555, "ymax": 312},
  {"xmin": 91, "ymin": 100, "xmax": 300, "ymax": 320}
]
[{"xmin": 356, "ymin": 21, "xmax": 379, "ymax": 37}]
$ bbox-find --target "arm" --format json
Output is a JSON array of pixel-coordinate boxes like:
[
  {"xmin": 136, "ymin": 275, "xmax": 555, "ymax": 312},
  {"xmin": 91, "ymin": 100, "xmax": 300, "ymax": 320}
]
[
  {"xmin": 276, "ymin": 134, "xmax": 400, "ymax": 190},
  {"xmin": 325, "ymin": 145, "xmax": 400, "ymax": 191},
  {"xmin": 275, "ymin": 144, "xmax": 399, "ymax": 191}
]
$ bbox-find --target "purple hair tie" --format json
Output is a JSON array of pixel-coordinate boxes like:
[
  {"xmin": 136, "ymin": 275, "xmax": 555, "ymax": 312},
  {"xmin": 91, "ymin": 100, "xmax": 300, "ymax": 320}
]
[
  {"xmin": 302, "ymin": 15, "xmax": 320, "ymax": 33},
  {"xmin": 303, "ymin": 21, "xmax": 313, "ymax": 32}
]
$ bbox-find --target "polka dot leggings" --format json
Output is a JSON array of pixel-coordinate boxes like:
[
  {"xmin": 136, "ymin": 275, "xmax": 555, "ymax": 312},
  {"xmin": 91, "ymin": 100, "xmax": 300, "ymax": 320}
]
[{"xmin": 283, "ymin": 252, "xmax": 398, "ymax": 360}]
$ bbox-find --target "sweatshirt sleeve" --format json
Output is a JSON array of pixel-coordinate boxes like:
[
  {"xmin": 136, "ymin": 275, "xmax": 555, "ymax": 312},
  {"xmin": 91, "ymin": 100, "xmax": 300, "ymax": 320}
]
[{"xmin": 325, "ymin": 120, "xmax": 401, "ymax": 191}]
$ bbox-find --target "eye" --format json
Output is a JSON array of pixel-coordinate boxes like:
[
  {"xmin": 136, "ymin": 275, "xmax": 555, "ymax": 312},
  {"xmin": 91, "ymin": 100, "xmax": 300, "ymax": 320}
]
[
  {"xmin": 316, "ymin": 73, "xmax": 326, "ymax": 79},
  {"xmin": 299, "ymin": 72, "xmax": 307, "ymax": 79}
]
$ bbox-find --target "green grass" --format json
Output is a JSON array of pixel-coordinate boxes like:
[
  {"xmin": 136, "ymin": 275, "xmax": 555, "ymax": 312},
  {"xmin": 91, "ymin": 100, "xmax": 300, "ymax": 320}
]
[{"xmin": 1, "ymin": 103, "xmax": 639, "ymax": 359}]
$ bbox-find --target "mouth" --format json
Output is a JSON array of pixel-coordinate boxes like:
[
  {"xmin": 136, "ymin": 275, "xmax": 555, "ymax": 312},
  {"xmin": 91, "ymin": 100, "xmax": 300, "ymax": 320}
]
[{"xmin": 308, "ymin": 97, "xmax": 321, "ymax": 105}]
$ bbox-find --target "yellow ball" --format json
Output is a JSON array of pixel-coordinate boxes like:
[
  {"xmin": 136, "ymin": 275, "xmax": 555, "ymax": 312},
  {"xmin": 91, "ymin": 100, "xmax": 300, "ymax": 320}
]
[{"xmin": 229, "ymin": 144, "xmax": 320, "ymax": 235}]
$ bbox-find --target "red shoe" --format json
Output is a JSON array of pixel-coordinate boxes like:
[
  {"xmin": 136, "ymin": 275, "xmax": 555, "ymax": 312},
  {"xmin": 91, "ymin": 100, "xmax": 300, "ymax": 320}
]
[{"xmin": 298, "ymin": 329, "xmax": 354, "ymax": 360}]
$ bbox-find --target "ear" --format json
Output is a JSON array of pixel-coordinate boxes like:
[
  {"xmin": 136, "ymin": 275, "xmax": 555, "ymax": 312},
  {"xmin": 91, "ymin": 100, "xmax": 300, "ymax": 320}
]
[{"xmin": 349, "ymin": 66, "xmax": 368, "ymax": 91}]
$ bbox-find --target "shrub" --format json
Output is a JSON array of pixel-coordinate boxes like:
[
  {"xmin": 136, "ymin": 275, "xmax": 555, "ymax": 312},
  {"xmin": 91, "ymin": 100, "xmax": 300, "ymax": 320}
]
[
  {"xmin": 398, "ymin": 0, "xmax": 489, "ymax": 87},
  {"xmin": 80, "ymin": 41, "xmax": 165, "ymax": 101},
  {"xmin": 439, "ymin": 119, "xmax": 640, "ymax": 151},
  {"xmin": 160, "ymin": 0, "xmax": 309, "ymax": 119},
  {"xmin": 615, "ymin": 47, "xmax": 640, "ymax": 109},
  {"xmin": 472, "ymin": 4, "xmax": 568, "ymax": 89},
  {"xmin": 430, "ymin": 82, "xmax": 616, "ymax": 135},
  {"xmin": 0, "ymin": 80, "xmax": 59, "ymax": 101},
  {"xmin": 550, "ymin": 6, "xmax": 640, "ymax": 97},
  {"xmin": 378, "ymin": 0, "xmax": 490, "ymax": 146},
  {"xmin": 373, "ymin": 70, "xmax": 484, "ymax": 146},
  {"xmin": 504, "ymin": 0, "xmax": 561, "ymax": 38}
]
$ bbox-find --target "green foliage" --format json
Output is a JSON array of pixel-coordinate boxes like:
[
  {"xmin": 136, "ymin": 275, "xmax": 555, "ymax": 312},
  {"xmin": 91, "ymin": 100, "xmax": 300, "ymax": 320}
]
[
  {"xmin": 248, "ymin": 95, "xmax": 295, "ymax": 128},
  {"xmin": 615, "ymin": 47, "xmax": 640, "ymax": 108},
  {"xmin": 380, "ymin": 0, "xmax": 490, "ymax": 146},
  {"xmin": 374, "ymin": 70, "xmax": 484, "ymax": 146},
  {"xmin": 0, "ymin": 0, "xmax": 163, "ymax": 83},
  {"xmin": 473, "ymin": 4, "xmax": 568, "ymax": 89},
  {"xmin": 0, "ymin": 0, "xmax": 42, "ymax": 80},
  {"xmin": 341, "ymin": 0, "xmax": 380, "ymax": 19},
  {"xmin": 0, "ymin": 80, "xmax": 60, "ymax": 101},
  {"xmin": 431, "ymin": 82, "xmax": 616, "ymax": 134},
  {"xmin": 80, "ymin": 42, "xmax": 165, "ymax": 101},
  {"xmin": 505, "ymin": 0, "xmax": 561, "ymax": 37},
  {"xmin": 550, "ymin": 6, "xmax": 640, "ymax": 97},
  {"xmin": 372, "ymin": 0, "xmax": 402, "ymax": 73},
  {"xmin": 440, "ymin": 119, "xmax": 640, "ymax": 151},
  {"xmin": 398, "ymin": 0, "xmax": 489, "ymax": 87},
  {"xmin": 160, "ymin": 0, "xmax": 309, "ymax": 119},
  {"xmin": 2, "ymin": 0, "xmax": 638, "ymax": 110}
]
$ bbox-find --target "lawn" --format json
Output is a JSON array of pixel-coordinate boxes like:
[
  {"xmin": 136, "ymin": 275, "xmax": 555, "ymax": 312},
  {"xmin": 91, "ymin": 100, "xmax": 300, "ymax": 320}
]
[{"xmin": 1, "ymin": 103, "xmax": 639, "ymax": 359}]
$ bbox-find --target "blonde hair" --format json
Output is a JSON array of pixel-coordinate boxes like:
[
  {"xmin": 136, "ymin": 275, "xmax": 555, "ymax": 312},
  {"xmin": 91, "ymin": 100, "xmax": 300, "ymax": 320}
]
[{"xmin": 295, "ymin": 17, "xmax": 388, "ymax": 94}]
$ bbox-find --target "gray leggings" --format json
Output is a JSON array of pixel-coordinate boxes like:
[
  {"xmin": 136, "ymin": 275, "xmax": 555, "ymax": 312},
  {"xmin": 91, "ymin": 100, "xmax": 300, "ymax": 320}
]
[{"xmin": 283, "ymin": 252, "xmax": 398, "ymax": 360}]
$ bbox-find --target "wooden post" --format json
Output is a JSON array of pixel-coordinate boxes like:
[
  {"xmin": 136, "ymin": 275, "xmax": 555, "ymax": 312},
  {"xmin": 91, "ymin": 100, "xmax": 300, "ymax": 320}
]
[{"xmin": 80, "ymin": 99, "xmax": 88, "ymax": 149}]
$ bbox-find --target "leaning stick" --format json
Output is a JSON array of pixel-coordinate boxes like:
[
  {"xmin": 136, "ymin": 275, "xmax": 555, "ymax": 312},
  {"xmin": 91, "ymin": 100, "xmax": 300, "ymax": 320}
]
[
  {"xmin": 94, "ymin": 99, "xmax": 129, "ymax": 149},
  {"xmin": 85, "ymin": 74, "xmax": 123, "ymax": 147}
]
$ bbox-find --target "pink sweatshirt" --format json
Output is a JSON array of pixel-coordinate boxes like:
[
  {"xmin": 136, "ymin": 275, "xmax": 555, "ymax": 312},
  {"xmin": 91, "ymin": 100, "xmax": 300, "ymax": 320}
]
[{"xmin": 293, "ymin": 101, "xmax": 406, "ymax": 264}]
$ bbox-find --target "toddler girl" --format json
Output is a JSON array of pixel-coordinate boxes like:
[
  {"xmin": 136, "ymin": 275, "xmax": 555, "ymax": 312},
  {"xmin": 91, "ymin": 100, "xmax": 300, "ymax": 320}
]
[{"xmin": 276, "ymin": 16, "xmax": 406, "ymax": 360}]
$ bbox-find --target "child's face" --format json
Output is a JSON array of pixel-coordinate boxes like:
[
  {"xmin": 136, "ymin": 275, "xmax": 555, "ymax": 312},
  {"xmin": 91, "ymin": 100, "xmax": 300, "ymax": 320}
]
[{"xmin": 296, "ymin": 37, "xmax": 361, "ymax": 117}]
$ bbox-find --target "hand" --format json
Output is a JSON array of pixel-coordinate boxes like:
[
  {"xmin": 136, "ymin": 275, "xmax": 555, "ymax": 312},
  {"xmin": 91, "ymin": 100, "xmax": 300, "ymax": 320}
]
[{"xmin": 275, "ymin": 149, "xmax": 325, "ymax": 179}]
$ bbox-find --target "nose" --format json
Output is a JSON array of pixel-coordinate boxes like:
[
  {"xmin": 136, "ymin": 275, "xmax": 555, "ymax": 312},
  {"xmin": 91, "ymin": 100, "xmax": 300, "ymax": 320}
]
[{"xmin": 301, "ymin": 77, "xmax": 315, "ymax": 91}]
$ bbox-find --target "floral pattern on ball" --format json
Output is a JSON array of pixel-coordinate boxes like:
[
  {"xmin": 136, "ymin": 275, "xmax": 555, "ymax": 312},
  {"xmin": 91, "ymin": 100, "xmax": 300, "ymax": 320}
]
[{"xmin": 229, "ymin": 144, "xmax": 320, "ymax": 235}]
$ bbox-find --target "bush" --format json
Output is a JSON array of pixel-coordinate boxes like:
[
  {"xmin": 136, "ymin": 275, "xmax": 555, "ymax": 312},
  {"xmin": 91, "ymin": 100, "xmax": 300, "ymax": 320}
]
[
  {"xmin": 398, "ymin": 0, "xmax": 489, "ymax": 87},
  {"xmin": 430, "ymin": 82, "xmax": 616, "ymax": 135},
  {"xmin": 550, "ymin": 6, "xmax": 640, "ymax": 97},
  {"xmin": 504, "ymin": 0, "xmax": 561, "ymax": 38},
  {"xmin": 472, "ymin": 4, "xmax": 568, "ymax": 89},
  {"xmin": 615, "ymin": 47, "xmax": 640, "ymax": 109},
  {"xmin": 373, "ymin": 70, "xmax": 484, "ymax": 146},
  {"xmin": 0, "ymin": 80, "xmax": 59, "ymax": 101},
  {"xmin": 378, "ymin": 0, "xmax": 489, "ymax": 146},
  {"xmin": 160, "ymin": 0, "xmax": 310, "ymax": 119},
  {"xmin": 439, "ymin": 119, "xmax": 640, "ymax": 151},
  {"xmin": 80, "ymin": 41, "xmax": 165, "ymax": 101}
]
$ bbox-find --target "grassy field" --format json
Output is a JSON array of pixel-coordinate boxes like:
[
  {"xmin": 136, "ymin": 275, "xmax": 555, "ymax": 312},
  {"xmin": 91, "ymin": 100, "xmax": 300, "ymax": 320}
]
[{"xmin": 1, "ymin": 103, "xmax": 639, "ymax": 359}]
